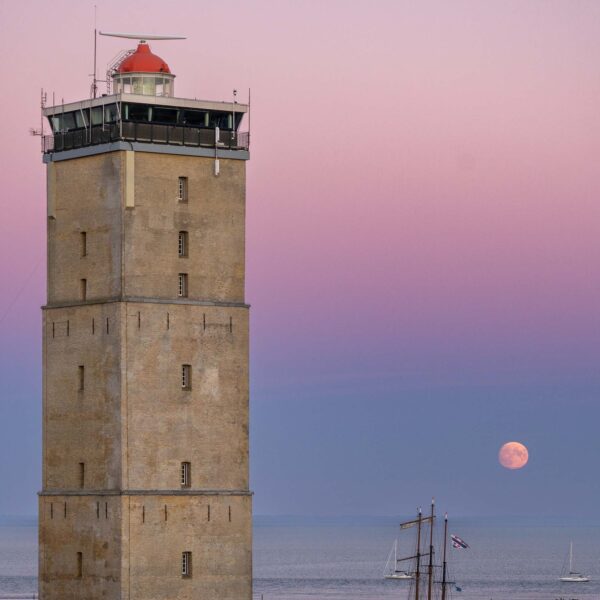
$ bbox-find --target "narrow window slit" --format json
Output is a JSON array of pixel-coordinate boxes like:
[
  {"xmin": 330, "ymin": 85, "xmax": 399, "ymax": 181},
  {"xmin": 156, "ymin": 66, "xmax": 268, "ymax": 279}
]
[
  {"xmin": 180, "ymin": 462, "xmax": 191, "ymax": 488},
  {"xmin": 181, "ymin": 365, "xmax": 191, "ymax": 390},
  {"xmin": 178, "ymin": 273, "xmax": 188, "ymax": 298},
  {"xmin": 182, "ymin": 551, "xmax": 192, "ymax": 577},
  {"xmin": 78, "ymin": 366, "xmax": 85, "ymax": 392},
  {"xmin": 178, "ymin": 231, "xmax": 189, "ymax": 257},
  {"xmin": 178, "ymin": 177, "xmax": 188, "ymax": 203}
]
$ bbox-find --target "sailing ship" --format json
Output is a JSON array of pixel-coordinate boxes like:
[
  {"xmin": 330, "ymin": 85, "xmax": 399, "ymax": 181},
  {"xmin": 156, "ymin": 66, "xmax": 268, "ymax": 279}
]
[
  {"xmin": 384, "ymin": 539, "xmax": 414, "ymax": 579},
  {"xmin": 559, "ymin": 542, "xmax": 590, "ymax": 583},
  {"xmin": 384, "ymin": 499, "xmax": 456, "ymax": 599}
]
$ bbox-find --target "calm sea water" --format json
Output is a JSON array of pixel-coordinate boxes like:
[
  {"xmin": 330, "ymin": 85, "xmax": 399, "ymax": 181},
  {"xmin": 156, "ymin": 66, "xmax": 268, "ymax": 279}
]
[{"xmin": 2, "ymin": 515, "xmax": 600, "ymax": 599}]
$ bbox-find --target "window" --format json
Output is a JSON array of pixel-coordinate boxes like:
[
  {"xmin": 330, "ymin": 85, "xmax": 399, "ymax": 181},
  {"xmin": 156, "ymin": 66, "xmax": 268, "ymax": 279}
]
[
  {"xmin": 178, "ymin": 232, "xmax": 188, "ymax": 257},
  {"xmin": 178, "ymin": 177, "xmax": 188, "ymax": 202},
  {"xmin": 76, "ymin": 552, "xmax": 83, "ymax": 578},
  {"xmin": 181, "ymin": 365, "xmax": 191, "ymax": 390},
  {"xmin": 181, "ymin": 462, "xmax": 191, "ymax": 488},
  {"xmin": 90, "ymin": 107, "xmax": 103, "ymax": 126},
  {"xmin": 79, "ymin": 463, "xmax": 85, "ymax": 488},
  {"xmin": 182, "ymin": 551, "xmax": 192, "ymax": 577},
  {"xmin": 78, "ymin": 366, "xmax": 85, "ymax": 391},
  {"xmin": 80, "ymin": 232, "xmax": 87, "ymax": 257},
  {"xmin": 152, "ymin": 107, "xmax": 178, "ymax": 124},
  {"xmin": 75, "ymin": 110, "xmax": 88, "ymax": 129},
  {"xmin": 178, "ymin": 273, "xmax": 188, "ymax": 297},
  {"xmin": 80, "ymin": 279, "xmax": 87, "ymax": 301}
]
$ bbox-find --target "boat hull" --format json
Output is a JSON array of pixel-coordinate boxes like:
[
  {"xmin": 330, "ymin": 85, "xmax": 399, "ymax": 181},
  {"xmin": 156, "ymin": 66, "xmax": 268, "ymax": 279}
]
[{"xmin": 560, "ymin": 576, "xmax": 590, "ymax": 582}]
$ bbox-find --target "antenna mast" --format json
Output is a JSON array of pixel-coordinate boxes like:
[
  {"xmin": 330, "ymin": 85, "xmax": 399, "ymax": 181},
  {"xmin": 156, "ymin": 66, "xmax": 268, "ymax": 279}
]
[{"xmin": 92, "ymin": 6, "xmax": 98, "ymax": 98}]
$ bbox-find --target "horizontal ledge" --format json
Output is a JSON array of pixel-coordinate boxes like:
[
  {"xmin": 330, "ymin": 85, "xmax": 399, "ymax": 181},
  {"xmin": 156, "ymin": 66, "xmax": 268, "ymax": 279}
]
[
  {"xmin": 42, "ymin": 141, "xmax": 249, "ymax": 163},
  {"xmin": 39, "ymin": 489, "xmax": 253, "ymax": 497},
  {"xmin": 43, "ymin": 297, "xmax": 249, "ymax": 310}
]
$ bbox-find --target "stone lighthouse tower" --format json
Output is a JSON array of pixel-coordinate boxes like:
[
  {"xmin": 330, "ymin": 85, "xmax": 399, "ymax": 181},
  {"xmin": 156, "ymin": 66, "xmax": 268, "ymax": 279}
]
[{"xmin": 39, "ymin": 37, "xmax": 251, "ymax": 600}]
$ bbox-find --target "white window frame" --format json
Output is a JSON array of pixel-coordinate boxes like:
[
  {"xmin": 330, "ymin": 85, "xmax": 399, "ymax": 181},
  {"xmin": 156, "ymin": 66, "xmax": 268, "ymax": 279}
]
[
  {"xmin": 178, "ymin": 273, "xmax": 188, "ymax": 297},
  {"xmin": 182, "ymin": 551, "xmax": 192, "ymax": 577},
  {"xmin": 181, "ymin": 462, "xmax": 191, "ymax": 488},
  {"xmin": 178, "ymin": 177, "xmax": 188, "ymax": 202},
  {"xmin": 181, "ymin": 365, "xmax": 191, "ymax": 390},
  {"xmin": 178, "ymin": 231, "xmax": 188, "ymax": 258}
]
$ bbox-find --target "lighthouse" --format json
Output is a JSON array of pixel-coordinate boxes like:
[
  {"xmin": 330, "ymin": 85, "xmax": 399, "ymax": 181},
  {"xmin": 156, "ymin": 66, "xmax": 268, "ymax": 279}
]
[{"xmin": 39, "ymin": 37, "xmax": 251, "ymax": 600}]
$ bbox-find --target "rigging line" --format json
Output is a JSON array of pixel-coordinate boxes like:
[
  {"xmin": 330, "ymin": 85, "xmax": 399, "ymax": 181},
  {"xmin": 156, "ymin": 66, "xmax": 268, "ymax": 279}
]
[{"xmin": 0, "ymin": 255, "xmax": 43, "ymax": 328}]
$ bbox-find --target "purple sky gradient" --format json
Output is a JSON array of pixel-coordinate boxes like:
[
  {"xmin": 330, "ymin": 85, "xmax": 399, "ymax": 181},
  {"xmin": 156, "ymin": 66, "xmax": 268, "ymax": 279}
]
[{"xmin": 0, "ymin": 0, "xmax": 599, "ymax": 516}]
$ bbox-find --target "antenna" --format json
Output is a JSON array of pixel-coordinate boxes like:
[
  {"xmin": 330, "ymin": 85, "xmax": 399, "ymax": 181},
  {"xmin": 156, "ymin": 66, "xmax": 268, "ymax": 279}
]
[
  {"xmin": 30, "ymin": 89, "xmax": 48, "ymax": 152},
  {"xmin": 92, "ymin": 6, "xmax": 98, "ymax": 98},
  {"xmin": 99, "ymin": 32, "xmax": 186, "ymax": 41}
]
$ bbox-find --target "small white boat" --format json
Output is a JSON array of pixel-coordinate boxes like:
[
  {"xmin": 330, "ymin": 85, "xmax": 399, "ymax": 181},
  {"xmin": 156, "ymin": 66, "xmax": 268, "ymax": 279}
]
[
  {"xmin": 384, "ymin": 539, "xmax": 415, "ymax": 580},
  {"xmin": 559, "ymin": 542, "xmax": 590, "ymax": 583}
]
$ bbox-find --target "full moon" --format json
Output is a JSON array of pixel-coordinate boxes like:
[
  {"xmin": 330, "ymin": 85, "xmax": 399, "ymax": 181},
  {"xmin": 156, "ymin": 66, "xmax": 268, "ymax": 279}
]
[{"xmin": 498, "ymin": 441, "xmax": 529, "ymax": 470}]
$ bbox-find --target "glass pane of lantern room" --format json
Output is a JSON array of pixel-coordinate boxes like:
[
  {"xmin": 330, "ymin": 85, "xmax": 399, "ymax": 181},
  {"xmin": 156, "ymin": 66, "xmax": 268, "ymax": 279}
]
[
  {"xmin": 143, "ymin": 76, "xmax": 156, "ymax": 96},
  {"xmin": 155, "ymin": 78, "xmax": 164, "ymax": 96},
  {"xmin": 132, "ymin": 77, "xmax": 143, "ymax": 95}
]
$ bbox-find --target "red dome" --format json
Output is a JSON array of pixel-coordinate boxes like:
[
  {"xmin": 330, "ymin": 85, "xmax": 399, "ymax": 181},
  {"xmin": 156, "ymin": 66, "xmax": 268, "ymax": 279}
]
[{"xmin": 117, "ymin": 42, "xmax": 171, "ymax": 74}]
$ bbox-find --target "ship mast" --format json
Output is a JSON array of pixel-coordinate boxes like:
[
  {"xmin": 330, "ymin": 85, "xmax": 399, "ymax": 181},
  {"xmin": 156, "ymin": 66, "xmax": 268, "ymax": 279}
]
[
  {"xmin": 441, "ymin": 512, "xmax": 449, "ymax": 600},
  {"xmin": 427, "ymin": 498, "xmax": 435, "ymax": 600},
  {"xmin": 415, "ymin": 507, "xmax": 422, "ymax": 600}
]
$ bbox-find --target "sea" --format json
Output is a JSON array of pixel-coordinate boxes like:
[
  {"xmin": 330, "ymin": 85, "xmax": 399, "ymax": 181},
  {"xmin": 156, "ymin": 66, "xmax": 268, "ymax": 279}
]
[{"xmin": 1, "ymin": 515, "xmax": 600, "ymax": 599}]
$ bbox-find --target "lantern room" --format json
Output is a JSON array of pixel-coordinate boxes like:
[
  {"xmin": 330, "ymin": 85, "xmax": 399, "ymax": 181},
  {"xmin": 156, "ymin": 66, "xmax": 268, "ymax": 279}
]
[{"xmin": 111, "ymin": 41, "xmax": 175, "ymax": 97}]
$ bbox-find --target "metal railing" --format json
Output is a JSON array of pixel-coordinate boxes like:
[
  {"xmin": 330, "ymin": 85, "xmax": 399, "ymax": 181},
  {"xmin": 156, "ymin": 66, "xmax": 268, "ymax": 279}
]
[{"xmin": 43, "ymin": 123, "xmax": 249, "ymax": 153}]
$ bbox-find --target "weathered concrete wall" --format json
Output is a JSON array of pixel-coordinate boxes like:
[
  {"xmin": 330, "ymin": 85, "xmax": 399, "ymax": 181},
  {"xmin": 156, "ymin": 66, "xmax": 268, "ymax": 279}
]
[{"xmin": 41, "ymin": 149, "xmax": 251, "ymax": 600}]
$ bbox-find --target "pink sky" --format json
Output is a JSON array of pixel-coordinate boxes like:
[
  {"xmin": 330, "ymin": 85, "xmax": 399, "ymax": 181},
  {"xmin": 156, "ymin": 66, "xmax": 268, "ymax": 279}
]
[{"xmin": 1, "ymin": 1, "xmax": 600, "ymax": 515}]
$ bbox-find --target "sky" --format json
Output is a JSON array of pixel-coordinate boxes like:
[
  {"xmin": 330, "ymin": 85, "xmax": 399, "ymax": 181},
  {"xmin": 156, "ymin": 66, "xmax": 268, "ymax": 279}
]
[{"xmin": 0, "ymin": 0, "xmax": 599, "ymax": 517}]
